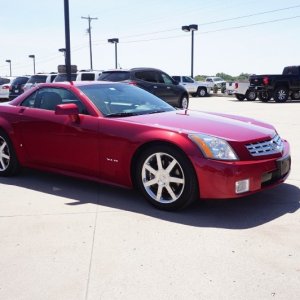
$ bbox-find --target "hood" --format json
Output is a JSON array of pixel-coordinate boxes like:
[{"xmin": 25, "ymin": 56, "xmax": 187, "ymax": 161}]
[{"xmin": 124, "ymin": 109, "xmax": 276, "ymax": 142}]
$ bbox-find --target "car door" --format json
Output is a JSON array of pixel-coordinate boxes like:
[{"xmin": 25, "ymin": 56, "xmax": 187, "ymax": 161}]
[
  {"xmin": 158, "ymin": 71, "xmax": 181, "ymax": 104},
  {"xmin": 181, "ymin": 76, "xmax": 195, "ymax": 93},
  {"xmin": 17, "ymin": 87, "xmax": 100, "ymax": 177}
]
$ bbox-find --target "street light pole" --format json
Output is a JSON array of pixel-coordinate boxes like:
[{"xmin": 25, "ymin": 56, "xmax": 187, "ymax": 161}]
[
  {"xmin": 108, "ymin": 38, "xmax": 119, "ymax": 69},
  {"xmin": 182, "ymin": 24, "xmax": 198, "ymax": 78},
  {"xmin": 5, "ymin": 60, "xmax": 12, "ymax": 76},
  {"xmin": 28, "ymin": 55, "xmax": 36, "ymax": 74},
  {"xmin": 81, "ymin": 15, "xmax": 98, "ymax": 70},
  {"xmin": 64, "ymin": 0, "xmax": 72, "ymax": 82}
]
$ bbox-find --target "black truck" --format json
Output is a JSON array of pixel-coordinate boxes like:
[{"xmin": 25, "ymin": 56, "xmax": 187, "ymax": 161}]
[{"xmin": 249, "ymin": 65, "xmax": 300, "ymax": 102}]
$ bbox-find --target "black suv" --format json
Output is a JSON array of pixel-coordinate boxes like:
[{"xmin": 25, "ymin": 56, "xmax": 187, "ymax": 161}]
[
  {"xmin": 9, "ymin": 76, "xmax": 30, "ymax": 99},
  {"xmin": 98, "ymin": 68, "xmax": 189, "ymax": 109}
]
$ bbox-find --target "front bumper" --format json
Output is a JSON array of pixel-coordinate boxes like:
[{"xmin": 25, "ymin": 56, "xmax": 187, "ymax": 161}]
[{"xmin": 192, "ymin": 141, "xmax": 291, "ymax": 199}]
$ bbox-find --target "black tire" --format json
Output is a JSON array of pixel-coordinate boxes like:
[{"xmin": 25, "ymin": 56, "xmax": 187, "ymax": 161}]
[
  {"xmin": 258, "ymin": 91, "xmax": 272, "ymax": 102},
  {"xmin": 245, "ymin": 90, "xmax": 257, "ymax": 101},
  {"xmin": 135, "ymin": 144, "xmax": 198, "ymax": 211},
  {"xmin": 179, "ymin": 94, "xmax": 189, "ymax": 109},
  {"xmin": 0, "ymin": 130, "xmax": 20, "ymax": 176},
  {"xmin": 235, "ymin": 94, "xmax": 245, "ymax": 101},
  {"xmin": 273, "ymin": 87, "xmax": 289, "ymax": 103},
  {"xmin": 291, "ymin": 91, "xmax": 300, "ymax": 100},
  {"xmin": 197, "ymin": 87, "xmax": 207, "ymax": 97}
]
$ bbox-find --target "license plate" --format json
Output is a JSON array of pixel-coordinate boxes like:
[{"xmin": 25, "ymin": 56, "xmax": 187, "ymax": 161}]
[
  {"xmin": 15, "ymin": 89, "xmax": 19, "ymax": 93},
  {"xmin": 276, "ymin": 156, "xmax": 291, "ymax": 176}
]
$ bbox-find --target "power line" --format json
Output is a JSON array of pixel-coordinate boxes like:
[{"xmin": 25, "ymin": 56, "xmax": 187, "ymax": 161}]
[
  {"xmin": 95, "ymin": 15, "xmax": 300, "ymax": 45},
  {"xmin": 92, "ymin": 4, "xmax": 300, "ymax": 42}
]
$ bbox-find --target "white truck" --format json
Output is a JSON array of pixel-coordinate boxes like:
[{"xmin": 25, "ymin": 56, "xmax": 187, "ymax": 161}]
[
  {"xmin": 234, "ymin": 81, "xmax": 257, "ymax": 101},
  {"xmin": 172, "ymin": 75, "xmax": 211, "ymax": 97}
]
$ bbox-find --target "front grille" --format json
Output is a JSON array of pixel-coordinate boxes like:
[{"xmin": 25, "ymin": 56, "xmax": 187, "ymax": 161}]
[{"xmin": 246, "ymin": 134, "xmax": 283, "ymax": 157}]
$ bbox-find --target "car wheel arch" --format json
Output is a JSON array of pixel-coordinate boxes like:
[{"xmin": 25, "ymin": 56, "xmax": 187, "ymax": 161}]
[{"xmin": 130, "ymin": 140, "xmax": 198, "ymax": 189}]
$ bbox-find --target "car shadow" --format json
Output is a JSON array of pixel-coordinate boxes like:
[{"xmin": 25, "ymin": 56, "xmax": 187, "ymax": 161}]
[{"xmin": 1, "ymin": 169, "xmax": 299, "ymax": 229}]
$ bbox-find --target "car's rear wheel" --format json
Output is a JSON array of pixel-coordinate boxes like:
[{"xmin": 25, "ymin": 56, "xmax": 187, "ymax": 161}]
[
  {"xmin": 235, "ymin": 94, "xmax": 245, "ymax": 101},
  {"xmin": 291, "ymin": 91, "xmax": 300, "ymax": 100},
  {"xmin": 180, "ymin": 95, "xmax": 189, "ymax": 109},
  {"xmin": 273, "ymin": 87, "xmax": 289, "ymax": 103},
  {"xmin": 135, "ymin": 145, "xmax": 198, "ymax": 210},
  {"xmin": 197, "ymin": 87, "xmax": 207, "ymax": 97},
  {"xmin": 258, "ymin": 91, "xmax": 272, "ymax": 102},
  {"xmin": 0, "ymin": 130, "xmax": 20, "ymax": 176},
  {"xmin": 245, "ymin": 90, "xmax": 257, "ymax": 101}
]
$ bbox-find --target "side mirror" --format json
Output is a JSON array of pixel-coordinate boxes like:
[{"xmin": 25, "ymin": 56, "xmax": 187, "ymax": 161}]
[{"xmin": 55, "ymin": 103, "xmax": 80, "ymax": 122}]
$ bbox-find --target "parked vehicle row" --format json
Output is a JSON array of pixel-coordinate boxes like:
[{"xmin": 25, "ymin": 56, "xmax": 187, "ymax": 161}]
[
  {"xmin": 248, "ymin": 65, "xmax": 300, "ymax": 102},
  {"xmin": 0, "ymin": 69, "xmax": 103, "ymax": 101}
]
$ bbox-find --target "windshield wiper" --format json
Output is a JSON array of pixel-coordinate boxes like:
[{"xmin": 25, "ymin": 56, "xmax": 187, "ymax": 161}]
[
  {"xmin": 146, "ymin": 110, "xmax": 169, "ymax": 114},
  {"xmin": 105, "ymin": 112, "xmax": 139, "ymax": 118},
  {"xmin": 105, "ymin": 109, "xmax": 169, "ymax": 118}
]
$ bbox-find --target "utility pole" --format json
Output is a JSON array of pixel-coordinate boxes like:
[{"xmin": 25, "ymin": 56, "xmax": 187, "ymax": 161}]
[{"xmin": 81, "ymin": 15, "xmax": 98, "ymax": 70}]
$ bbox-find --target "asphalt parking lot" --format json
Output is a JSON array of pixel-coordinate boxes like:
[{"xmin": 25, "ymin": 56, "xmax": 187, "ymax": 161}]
[{"xmin": 0, "ymin": 95, "xmax": 299, "ymax": 300}]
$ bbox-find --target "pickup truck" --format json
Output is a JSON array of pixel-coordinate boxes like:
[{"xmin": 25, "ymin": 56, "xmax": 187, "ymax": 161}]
[
  {"xmin": 233, "ymin": 81, "xmax": 257, "ymax": 101},
  {"xmin": 172, "ymin": 75, "xmax": 211, "ymax": 97},
  {"xmin": 249, "ymin": 65, "xmax": 300, "ymax": 102}
]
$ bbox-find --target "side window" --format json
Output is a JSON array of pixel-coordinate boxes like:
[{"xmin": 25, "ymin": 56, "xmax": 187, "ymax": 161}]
[
  {"xmin": 183, "ymin": 76, "xmax": 193, "ymax": 83},
  {"xmin": 21, "ymin": 88, "xmax": 89, "ymax": 114},
  {"xmin": 21, "ymin": 91, "xmax": 37, "ymax": 108},
  {"xmin": 161, "ymin": 73, "xmax": 173, "ymax": 85},
  {"xmin": 81, "ymin": 73, "xmax": 95, "ymax": 81},
  {"xmin": 135, "ymin": 71, "xmax": 157, "ymax": 83}
]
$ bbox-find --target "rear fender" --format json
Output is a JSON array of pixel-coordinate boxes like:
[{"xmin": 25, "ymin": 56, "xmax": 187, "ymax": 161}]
[{"xmin": 0, "ymin": 117, "xmax": 26, "ymax": 165}]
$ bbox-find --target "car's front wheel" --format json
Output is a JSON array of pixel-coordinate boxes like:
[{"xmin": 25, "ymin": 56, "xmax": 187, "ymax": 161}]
[
  {"xmin": 235, "ymin": 94, "xmax": 245, "ymax": 101},
  {"xmin": 0, "ymin": 130, "xmax": 20, "ymax": 176},
  {"xmin": 179, "ymin": 95, "xmax": 189, "ymax": 109},
  {"xmin": 135, "ymin": 145, "xmax": 198, "ymax": 210}
]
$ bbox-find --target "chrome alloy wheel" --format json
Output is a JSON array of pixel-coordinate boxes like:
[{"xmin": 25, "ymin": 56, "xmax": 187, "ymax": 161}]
[
  {"xmin": 277, "ymin": 89, "xmax": 287, "ymax": 101},
  {"xmin": 0, "ymin": 136, "xmax": 10, "ymax": 171},
  {"xmin": 141, "ymin": 152, "xmax": 185, "ymax": 204}
]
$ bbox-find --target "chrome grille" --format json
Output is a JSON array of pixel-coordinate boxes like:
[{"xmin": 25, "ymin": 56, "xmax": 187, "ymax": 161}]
[{"xmin": 246, "ymin": 134, "xmax": 283, "ymax": 156}]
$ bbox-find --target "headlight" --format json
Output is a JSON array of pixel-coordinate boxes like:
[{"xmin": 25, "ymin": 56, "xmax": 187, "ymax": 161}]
[{"xmin": 189, "ymin": 133, "xmax": 239, "ymax": 160}]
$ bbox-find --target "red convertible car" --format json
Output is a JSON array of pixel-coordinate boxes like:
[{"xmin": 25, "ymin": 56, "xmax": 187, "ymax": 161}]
[{"xmin": 0, "ymin": 82, "xmax": 291, "ymax": 210}]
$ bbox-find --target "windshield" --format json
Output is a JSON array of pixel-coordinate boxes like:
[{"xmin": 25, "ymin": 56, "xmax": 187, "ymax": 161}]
[
  {"xmin": 28, "ymin": 75, "xmax": 47, "ymax": 83},
  {"xmin": 98, "ymin": 71, "xmax": 130, "ymax": 82},
  {"xmin": 78, "ymin": 83, "xmax": 175, "ymax": 117},
  {"xmin": 214, "ymin": 77, "xmax": 224, "ymax": 82},
  {"xmin": 54, "ymin": 73, "xmax": 77, "ymax": 82}
]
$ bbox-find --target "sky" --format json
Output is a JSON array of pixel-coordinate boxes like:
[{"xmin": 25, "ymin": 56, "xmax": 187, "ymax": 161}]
[{"xmin": 1, "ymin": 0, "xmax": 300, "ymax": 77}]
